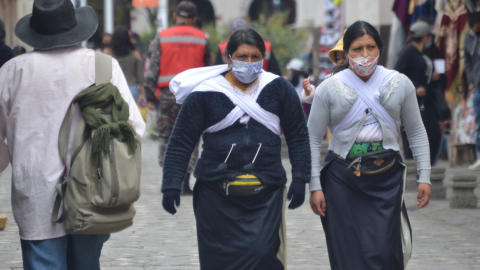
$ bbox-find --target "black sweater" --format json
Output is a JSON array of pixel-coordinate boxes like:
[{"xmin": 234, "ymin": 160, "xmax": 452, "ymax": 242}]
[{"xmin": 161, "ymin": 77, "xmax": 311, "ymax": 192}]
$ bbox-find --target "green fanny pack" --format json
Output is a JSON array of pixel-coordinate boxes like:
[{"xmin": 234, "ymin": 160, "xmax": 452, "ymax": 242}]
[{"xmin": 217, "ymin": 175, "xmax": 267, "ymax": 196}]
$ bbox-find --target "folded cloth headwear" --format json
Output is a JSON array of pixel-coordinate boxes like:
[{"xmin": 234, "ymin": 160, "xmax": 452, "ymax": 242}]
[
  {"xmin": 331, "ymin": 66, "xmax": 399, "ymax": 134},
  {"xmin": 169, "ymin": 65, "xmax": 281, "ymax": 135}
]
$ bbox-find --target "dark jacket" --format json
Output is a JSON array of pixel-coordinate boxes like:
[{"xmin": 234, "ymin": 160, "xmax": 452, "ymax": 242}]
[
  {"xmin": 394, "ymin": 44, "xmax": 429, "ymax": 88},
  {"xmin": 0, "ymin": 41, "xmax": 15, "ymax": 69},
  {"xmin": 161, "ymin": 77, "xmax": 311, "ymax": 192}
]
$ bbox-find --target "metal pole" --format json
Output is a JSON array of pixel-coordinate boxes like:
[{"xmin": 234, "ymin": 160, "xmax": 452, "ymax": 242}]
[
  {"xmin": 312, "ymin": 26, "xmax": 321, "ymax": 86},
  {"xmin": 104, "ymin": 0, "xmax": 114, "ymax": 34},
  {"xmin": 80, "ymin": 0, "xmax": 88, "ymax": 47},
  {"xmin": 157, "ymin": 0, "xmax": 169, "ymax": 31}
]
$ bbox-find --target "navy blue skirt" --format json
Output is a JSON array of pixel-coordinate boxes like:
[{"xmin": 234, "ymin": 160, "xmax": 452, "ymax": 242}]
[
  {"xmin": 193, "ymin": 181, "xmax": 286, "ymax": 270},
  {"xmin": 320, "ymin": 152, "xmax": 412, "ymax": 270}
]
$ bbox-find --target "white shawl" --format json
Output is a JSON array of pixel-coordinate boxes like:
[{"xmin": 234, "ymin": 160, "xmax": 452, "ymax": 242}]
[
  {"xmin": 331, "ymin": 66, "xmax": 399, "ymax": 134},
  {"xmin": 169, "ymin": 65, "xmax": 280, "ymax": 135}
]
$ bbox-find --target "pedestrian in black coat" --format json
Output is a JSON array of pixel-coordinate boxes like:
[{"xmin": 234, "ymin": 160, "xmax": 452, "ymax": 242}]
[{"xmin": 0, "ymin": 19, "xmax": 15, "ymax": 69}]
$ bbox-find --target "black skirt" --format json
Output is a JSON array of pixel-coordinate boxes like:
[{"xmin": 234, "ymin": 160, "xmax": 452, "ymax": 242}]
[
  {"xmin": 193, "ymin": 181, "xmax": 286, "ymax": 270},
  {"xmin": 320, "ymin": 152, "xmax": 412, "ymax": 270}
]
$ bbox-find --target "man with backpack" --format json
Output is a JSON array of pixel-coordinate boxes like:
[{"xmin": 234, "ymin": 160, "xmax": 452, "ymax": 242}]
[{"xmin": 0, "ymin": 1, "xmax": 145, "ymax": 269}]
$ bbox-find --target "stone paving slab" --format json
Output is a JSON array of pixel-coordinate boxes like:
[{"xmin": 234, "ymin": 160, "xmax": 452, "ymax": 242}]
[{"xmin": 1, "ymin": 137, "xmax": 480, "ymax": 269}]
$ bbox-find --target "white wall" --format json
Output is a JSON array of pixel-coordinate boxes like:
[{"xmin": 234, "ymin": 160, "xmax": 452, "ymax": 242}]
[
  {"xmin": 209, "ymin": 0, "xmax": 253, "ymax": 28},
  {"xmin": 16, "ymin": 0, "xmax": 33, "ymax": 49},
  {"xmin": 344, "ymin": 0, "xmax": 394, "ymax": 27},
  {"xmin": 295, "ymin": 0, "xmax": 324, "ymax": 28},
  {"xmin": 130, "ymin": 7, "xmax": 155, "ymax": 35}
]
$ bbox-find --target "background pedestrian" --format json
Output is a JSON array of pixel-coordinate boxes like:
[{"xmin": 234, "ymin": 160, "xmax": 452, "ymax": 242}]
[
  {"xmin": 0, "ymin": 18, "xmax": 15, "ymax": 69},
  {"xmin": 394, "ymin": 19, "xmax": 443, "ymax": 165},
  {"xmin": 144, "ymin": 0, "xmax": 210, "ymax": 194},
  {"xmin": 111, "ymin": 26, "xmax": 144, "ymax": 103}
]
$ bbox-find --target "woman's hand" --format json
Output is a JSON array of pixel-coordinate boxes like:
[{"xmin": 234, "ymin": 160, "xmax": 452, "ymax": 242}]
[
  {"xmin": 303, "ymin": 77, "xmax": 314, "ymax": 96},
  {"xmin": 147, "ymin": 101, "xmax": 156, "ymax": 110},
  {"xmin": 431, "ymin": 71, "xmax": 440, "ymax": 82},
  {"xmin": 310, "ymin": 190, "xmax": 326, "ymax": 216},
  {"xmin": 416, "ymin": 86, "xmax": 427, "ymax": 97},
  {"xmin": 417, "ymin": 183, "xmax": 431, "ymax": 208}
]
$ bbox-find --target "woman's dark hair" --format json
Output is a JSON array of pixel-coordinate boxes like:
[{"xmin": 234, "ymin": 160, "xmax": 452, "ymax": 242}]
[
  {"xmin": 336, "ymin": 21, "xmax": 384, "ymax": 73},
  {"xmin": 111, "ymin": 26, "xmax": 135, "ymax": 58},
  {"xmin": 226, "ymin": 29, "xmax": 266, "ymax": 58},
  {"xmin": 13, "ymin": 46, "xmax": 26, "ymax": 56}
]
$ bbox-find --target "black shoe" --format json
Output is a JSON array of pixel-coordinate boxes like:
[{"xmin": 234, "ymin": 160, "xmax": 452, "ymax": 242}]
[{"xmin": 181, "ymin": 173, "xmax": 193, "ymax": 195}]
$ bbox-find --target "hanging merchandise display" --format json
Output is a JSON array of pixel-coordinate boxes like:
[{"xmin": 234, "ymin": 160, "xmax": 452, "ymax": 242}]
[
  {"xmin": 411, "ymin": 0, "xmax": 437, "ymax": 24},
  {"xmin": 437, "ymin": 0, "xmax": 469, "ymax": 102},
  {"xmin": 451, "ymin": 98, "xmax": 476, "ymax": 145},
  {"xmin": 318, "ymin": 0, "xmax": 343, "ymax": 79},
  {"xmin": 393, "ymin": 0, "xmax": 413, "ymax": 31}
]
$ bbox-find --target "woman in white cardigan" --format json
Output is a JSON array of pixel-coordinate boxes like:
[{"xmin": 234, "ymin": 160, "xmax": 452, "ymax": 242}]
[{"xmin": 307, "ymin": 20, "xmax": 431, "ymax": 270}]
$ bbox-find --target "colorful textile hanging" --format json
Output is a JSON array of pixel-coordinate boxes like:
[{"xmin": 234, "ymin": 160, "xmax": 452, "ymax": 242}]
[
  {"xmin": 393, "ymin": 0, "xmax": 412, "ymax": 31},
  {"xmin": 411, "ymin": 0, "xmax": 437, "ymax": 24},
  {"xmin": 409, "ymin": 0, "xmax": 430, "ymax": 14},
  {"xmin": 437, "ymin": 0, "xmax": 469, "ymax": 102}
]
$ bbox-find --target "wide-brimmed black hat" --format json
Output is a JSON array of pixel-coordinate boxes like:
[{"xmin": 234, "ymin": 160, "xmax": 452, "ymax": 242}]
[{"xmin": 15, "ymin": 0, "xmax": 98, "ymax": 50}]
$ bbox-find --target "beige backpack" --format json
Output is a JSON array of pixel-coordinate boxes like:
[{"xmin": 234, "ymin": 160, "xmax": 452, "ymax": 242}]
[{"xmin": 51, "ymin": 52, "xmax": 141, "ymax": 234}]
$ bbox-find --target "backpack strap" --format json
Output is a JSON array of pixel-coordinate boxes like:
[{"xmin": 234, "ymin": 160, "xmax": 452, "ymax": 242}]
[
  {"xmin": 58, "ymin": 52, "xmax": 113, "ymax": 166},
  {"xmin": 52, "ymin": 52, "xmax": 113, "ymax": 224}
]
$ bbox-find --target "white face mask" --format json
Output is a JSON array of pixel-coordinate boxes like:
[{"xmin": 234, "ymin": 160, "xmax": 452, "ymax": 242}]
[
  {"xmin": 229, "ymin": 55, "xmax": 264, "ymax": 84},
  {"xmin": 347, "ymin": 54, "xmax": 380, "ymax": 77}
]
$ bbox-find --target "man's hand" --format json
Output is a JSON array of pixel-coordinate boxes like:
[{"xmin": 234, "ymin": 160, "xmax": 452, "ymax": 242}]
[
  {"xmin": 432, "ymin": 71, "xmax": 440, "ymax": 82},
  {"xmin": 302, "ymin": 77, "xmax": 314, "ymax": 96},
  {"xmin": 417, "ymin": 183, "xmax": 431, "ymax": 208},
  {"xmin": 416, "ymin": 86, "xmax": 427, "ymax": 97},
  {"xmin": 310, "ymin": 190, "xmax": 326, "ymax": 216}
]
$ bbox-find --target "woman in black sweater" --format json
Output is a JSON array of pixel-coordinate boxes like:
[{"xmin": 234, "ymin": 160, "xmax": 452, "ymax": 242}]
[{"xmin": 161, "ymin": 29, "xmax": 311, "ymax": 269}]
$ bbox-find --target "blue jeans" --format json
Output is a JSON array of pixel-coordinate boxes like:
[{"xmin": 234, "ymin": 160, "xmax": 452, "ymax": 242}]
[
  {"xmin": 20, "ymin": 234, "xmax": 110, "ymax": 270},
  {"xmin": 129, "ymin": 85, "xmax": 139, "ymax": 103},
  {"xmin": 474, "ymin": 89, "xmax": 480, "ymax": 153}
]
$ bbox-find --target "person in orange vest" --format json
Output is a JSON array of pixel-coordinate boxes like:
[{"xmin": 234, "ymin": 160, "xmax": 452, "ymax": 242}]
[
  {"xmin": 144, "ymin": 1, "xmax": 211, "ymax": 195},
  {"xmin": 214, "ymin": 18, "xmax": 281, "ymax": 76}
]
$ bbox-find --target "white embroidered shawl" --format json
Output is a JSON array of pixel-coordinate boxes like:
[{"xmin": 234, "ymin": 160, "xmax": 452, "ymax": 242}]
[{"xmin": 169, "ymin": 65, "xmax": 280, "ymax": 135}]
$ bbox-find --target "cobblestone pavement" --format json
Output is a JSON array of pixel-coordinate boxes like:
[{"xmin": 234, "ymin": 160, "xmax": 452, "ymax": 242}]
[{"xmin": 1, "ymin": 137, "xmax": 480, "ymax": 270}]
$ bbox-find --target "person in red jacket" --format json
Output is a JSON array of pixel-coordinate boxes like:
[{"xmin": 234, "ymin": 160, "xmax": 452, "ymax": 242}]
[
  {"xmin": 144, "ymin": 1, "xmax": 211, "ymax": 194},
  {"xmin": 214, "ymin": 18, "xmax": 281, "ymax": 75}
]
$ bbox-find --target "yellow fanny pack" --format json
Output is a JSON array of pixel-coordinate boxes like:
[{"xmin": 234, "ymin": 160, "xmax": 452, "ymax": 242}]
[{"xmin": 218, "ymin": 175, "xmax": 267, "ymax": 196}]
